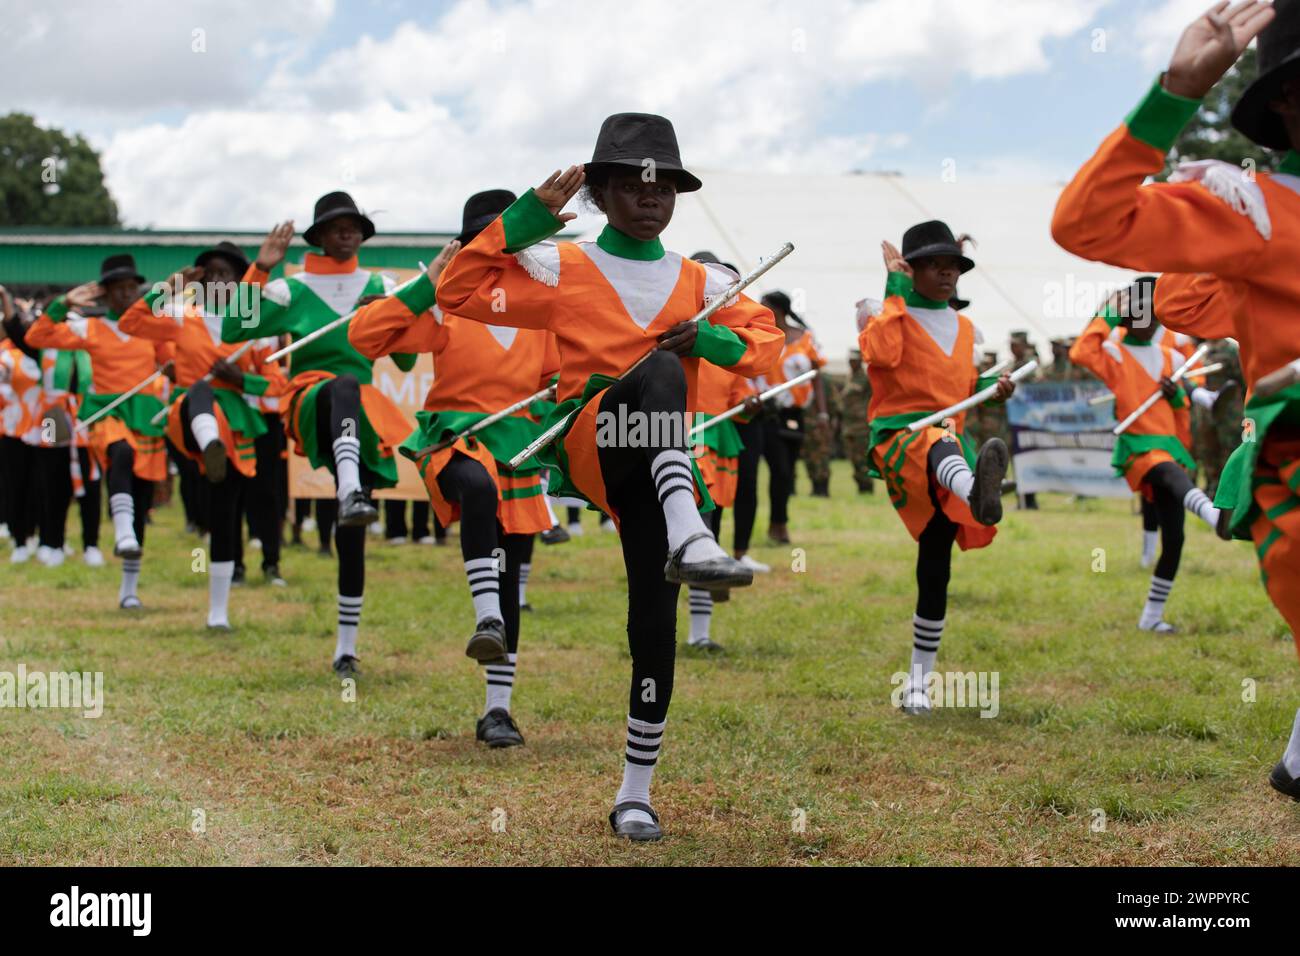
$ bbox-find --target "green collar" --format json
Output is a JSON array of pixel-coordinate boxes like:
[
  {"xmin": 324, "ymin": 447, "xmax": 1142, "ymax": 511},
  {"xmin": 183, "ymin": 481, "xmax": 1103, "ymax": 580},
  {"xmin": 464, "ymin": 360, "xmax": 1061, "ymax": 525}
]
[
  {"xmin": 1280, "ymin": 151, "xmax": 1300, "ymax": 176},
  {"xmin": 905, "ymin": 289, "xmax": 949, "ymax": 310},
  {"xmin": 596, "ymin": 225, "xmax": 664, "ymax": 261}
]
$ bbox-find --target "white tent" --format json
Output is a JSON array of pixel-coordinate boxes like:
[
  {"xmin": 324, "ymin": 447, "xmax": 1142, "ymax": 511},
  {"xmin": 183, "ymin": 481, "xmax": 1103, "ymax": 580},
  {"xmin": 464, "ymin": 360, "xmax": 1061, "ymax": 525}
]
[{"xmin": 580, "ymin": 169, "xmax": 1141, "ymax": 372}]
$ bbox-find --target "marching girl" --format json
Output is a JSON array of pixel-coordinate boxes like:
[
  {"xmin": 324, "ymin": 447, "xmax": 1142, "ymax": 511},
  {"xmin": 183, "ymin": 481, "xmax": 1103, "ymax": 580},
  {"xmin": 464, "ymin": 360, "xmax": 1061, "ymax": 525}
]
[
  {"xmin": 436, "ymin": 113, "xmax": 782, "ymax": 839},
  {"xmin": 27, "ymin": 255, "xmax": 173, "ymax": 608},
  {"xmin": 859, "ymin": 223, "xmax": 1014, "ymax": 715},
  {"xmin": 120, "ymin": 238, "xmax": 287, "ymax": 630},
  {"xmin": 350, "ymin": 188, "xmax": 560, "ymax": 749},
  {"xmin": 223, "ymin": 200, "xmax": 415, "ymax": 678}
]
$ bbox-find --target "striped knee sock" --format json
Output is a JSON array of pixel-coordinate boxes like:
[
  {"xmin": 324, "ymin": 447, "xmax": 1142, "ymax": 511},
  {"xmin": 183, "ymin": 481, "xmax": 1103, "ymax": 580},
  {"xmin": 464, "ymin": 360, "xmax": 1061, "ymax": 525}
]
[
  {"xmin": 1183, "ymin": 486, "xmax": 1220, "ymax": 529},
  {"xmin": 109, "ymin": 493, "xmax": 137, "ymax": 548},
  {"xmin": 652, "ymin": 450, "xmax": 724, "ymax": 562},
  {"xmin": 190, "ymin": 412, "xmax": 220, "ymax": 450},
  {"xmin": 518, "ymin": 562, "xmax": 531, "ymax": 606},
  {"xmin": 615, "ymin": 716, "xmax": 666, "ymax": 824},
  {"xmin": 119, "ymin": 557, "xmax": 141, "ymax": 605},
  {"xmin": 484, "ymin": 653, "xmax": 517, "ymax": 715},
  {"xmin": 465, "ymin": 556, "xmax": 502, "ymax": 623},
  {"xmin": 207, "ymin": 560, "xmax": 234, "ymax": 627},
  {"xmin": 688, "ymin": 587, "xmax": 713, "ymax": 644},
  {"xmin": 1139, "ymin": 576, "xmax": 1173, "ymax": 629},
  {"xmin": 934, "ymin": 454, "xmax": 974, "ymax": 502},
  {"xmin": 335, "ymin": 593, "xmax": 362, "ymax": 661},
  {"xmin": 911, "ymin": 614, "xmax": 944, "ymax": 680},
  {"xmin": 332, "ymin": 436, "xmax": 361, "ymax": 501}
]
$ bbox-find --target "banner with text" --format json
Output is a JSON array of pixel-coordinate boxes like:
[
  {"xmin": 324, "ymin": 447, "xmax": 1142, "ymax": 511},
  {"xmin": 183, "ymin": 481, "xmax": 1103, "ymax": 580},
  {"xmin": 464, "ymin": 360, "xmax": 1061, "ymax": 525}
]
[{"xmin": 1006, "ymin": 381, "xmax": 1129, "ymax": 498}]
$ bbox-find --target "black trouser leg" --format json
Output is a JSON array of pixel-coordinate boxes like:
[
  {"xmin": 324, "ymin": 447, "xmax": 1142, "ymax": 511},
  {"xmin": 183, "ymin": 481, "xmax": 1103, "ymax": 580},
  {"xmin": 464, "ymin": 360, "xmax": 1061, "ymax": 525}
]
[
  {"xmin": 384, "ymin": 500, "xmax": 408, "ymax": 539},
  {"xmin": 35, "ymin": 445, "xmax": 72, "ymax": 550},
  {"xmin": 208, "ymin": 473, "xmax": 241, "ymax": 564},
  {"xmin": 131, "ymin": 477, "xmax": 153, "ymax": 546},
  {"xmin": 335, "ymin": 523, "xmax": 364, "ymax": 598},
  {"xmin": 733, "ymin": 418, "xmax": 763, "ymax": 551},
  {"xmin": 314, "ymin": 375, "xmax": 363, "ymax": 474},
  {"xmin": 2, "ymin": 437, "xmax": 37, "ymax": 543},
  {"xmin": 437, "ymin": 454, "xmax": 500, "ymax": 563},
  {"xmin": 566, "ymin": 506, "xmax": 581, "ymax": 525},
  {"xmin": 78, "ymin": 447, "xmax": 101, "ymax": 550},
  {"xmin": 761, "ymin": 417, "xmax": 793, "ymax": 526},
  {"xmin": 915, "ymin": 507, "xmax": 958, "ymax": 621},
  {"xmin": 411, "ymin": 501, "xmax": 430, "ymax": 540},
  {"xmin": 317, "ymin": 499, "xmax": 337, "ymax": 551},
  {"xmin": 1141, "ymin": 496, "xmax": 1159, "ymax": 533},
  {"xmin": 1144, "ymin": 462, "xmax": 1191, "ymax": 582},
  {"xmin": 499, "ymin": 532, "xmax": 531, "ymax": 652},
  {"xmin": 248, "ymin": 420, "xmax": 283, "ymax": 568}
]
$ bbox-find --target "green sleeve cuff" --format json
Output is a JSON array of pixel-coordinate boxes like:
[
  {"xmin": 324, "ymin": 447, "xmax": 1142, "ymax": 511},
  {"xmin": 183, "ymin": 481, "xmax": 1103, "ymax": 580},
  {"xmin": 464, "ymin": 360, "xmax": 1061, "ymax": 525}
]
[
  {"xmin": 391, "ymin": 353, "xmax": 417, "ymax": 373},
  {"xmin": 885, "ymin": 272, "xmax": 913, "ymax": 300},
  {"xmin": 143, "ymin": 285, "xmax": 167, "ymax": 307},
  {"xmin": 1170, "ymin": 386, "xmax": 1188, "ymax": 409},
  {"xmin": 45, "ymin": 297, "xmax": 70, "ymax": 323},
  {"xmin": 501, "ymin": 189, "xmax": 564, "ymax": 254},
  {"xmin": 243, "ymin": 373, "xmax": 268, "ymax": 396},
  {"xmin": 1125, "ymin": 75, "xmax": 1201, "ymax": 153},
  {"xmin": 394, "ymin": 271, "xmax": 437, "ymax": 317},
  {"xmin": 691, "ymin": 320, "xmax": 747, "ymax": 367},
  {"xmin": 1099, "ymin": 304, "xmax": 1123, "ymax": 330}
]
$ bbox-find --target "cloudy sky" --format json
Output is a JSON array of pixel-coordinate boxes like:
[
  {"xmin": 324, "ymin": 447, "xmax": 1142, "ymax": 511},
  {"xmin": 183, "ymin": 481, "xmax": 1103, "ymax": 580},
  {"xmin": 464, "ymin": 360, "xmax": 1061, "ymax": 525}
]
[{"xmin": 3, "ymin": 0, "xmax": 1215, "ymax": 232}]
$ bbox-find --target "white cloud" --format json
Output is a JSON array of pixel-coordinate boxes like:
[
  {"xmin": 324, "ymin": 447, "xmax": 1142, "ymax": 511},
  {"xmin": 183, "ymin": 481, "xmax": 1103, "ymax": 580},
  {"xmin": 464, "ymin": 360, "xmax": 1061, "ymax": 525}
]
[{"xmin": 10, "ymin": 0, "xmax": 1108, "ymax": 228}]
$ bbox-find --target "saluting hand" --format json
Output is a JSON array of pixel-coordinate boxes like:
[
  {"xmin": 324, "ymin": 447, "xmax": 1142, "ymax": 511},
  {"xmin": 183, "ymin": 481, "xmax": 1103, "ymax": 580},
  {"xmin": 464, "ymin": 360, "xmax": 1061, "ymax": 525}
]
[
  {"xmin": 427, "ymin": 239, "xmax": 461, "ymax": 281},
  {"xmin": 65, "ymin": 282, "xmax": 103, "ymax": 311},
  {"xmin": 535, "ymin": 166, "xmax": 585, "ymax": 224},
  {"xmin": 881, "ymin": 240, "xmax": 912, "ymax": 277},
  {"xmin": 1164, "ymin": 1, "xmax": 1274, "ymax": 99},
  {"xmin": 256, "ymin": 221, "xmax": 295, "ymax": 272}
]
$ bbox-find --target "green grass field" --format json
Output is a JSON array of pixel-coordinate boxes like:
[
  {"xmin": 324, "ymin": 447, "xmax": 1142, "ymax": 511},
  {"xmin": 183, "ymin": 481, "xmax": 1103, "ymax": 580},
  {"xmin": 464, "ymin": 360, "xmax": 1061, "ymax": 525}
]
[{"xmin": 2, "ymin": 460, "xmax": 1298, "ymax": 865}]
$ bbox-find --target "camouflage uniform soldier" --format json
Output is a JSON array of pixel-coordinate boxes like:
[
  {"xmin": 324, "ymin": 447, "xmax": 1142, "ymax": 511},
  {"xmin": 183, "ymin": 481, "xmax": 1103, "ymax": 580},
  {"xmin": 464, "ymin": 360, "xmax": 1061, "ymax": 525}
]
[
  {"xmin": 1008, "ymin": 330, "xmax": 1043, "ymax": 509},
  {"xmin": 1044, "ymin": 337, "xmax": 1093, "ymax": 383},
  {"xmin": 1190, "ymin": 337, "xmax": 1244, "ymax": 497},
  {"xmin": 841, "ymin": 348, "xmax": 874, "ymax": 492},
  {"xmin": 802, "ymin": 372, "xmax": 838, "ymax": 496}
]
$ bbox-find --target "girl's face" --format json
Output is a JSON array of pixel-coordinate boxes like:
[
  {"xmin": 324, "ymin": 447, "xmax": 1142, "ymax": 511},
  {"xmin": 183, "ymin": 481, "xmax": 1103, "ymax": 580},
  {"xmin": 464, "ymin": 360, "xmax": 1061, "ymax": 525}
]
[
  {"xmin": 103, "ymin": 278, "xmax": 139, "ymax": 315},
  {"xmin": 911, "ymin": 255, "xmax": 961, "ymax": 303},
  {"xmin": 596, "ymin": 170, "xmax": 677, "ymax": 241},
  {"xmin": 319, "ymin": 216, "xmax": 364, "ymax": 261}
]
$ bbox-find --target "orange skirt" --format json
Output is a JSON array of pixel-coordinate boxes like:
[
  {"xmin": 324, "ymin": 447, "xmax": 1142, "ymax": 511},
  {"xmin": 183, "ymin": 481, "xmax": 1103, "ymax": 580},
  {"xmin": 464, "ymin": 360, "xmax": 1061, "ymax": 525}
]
[
  {"xmin": 88, "ymin": 417, "xmax": 166, "ymax": 483},
  {"xmin": 1122, "ymin": 448, "xmax": 1177, "ymax": 497},
  {"xmin": 1250, "ymin": 435, "xmax": 1300, "ymax": 654},
  {"xmin": 416, "ymin": 436, "xmax": 551, "ymax": 536},
  {"xmin": 697, "ymin": 446, "xmax": 738, "ymax": 509},
  {"xmin": 164, "ymin": 399, "xmax": 258, "ymax": 479},
  {"xmin": 872, "ymin": 426, "xmax": 995, "ymax": 552}
]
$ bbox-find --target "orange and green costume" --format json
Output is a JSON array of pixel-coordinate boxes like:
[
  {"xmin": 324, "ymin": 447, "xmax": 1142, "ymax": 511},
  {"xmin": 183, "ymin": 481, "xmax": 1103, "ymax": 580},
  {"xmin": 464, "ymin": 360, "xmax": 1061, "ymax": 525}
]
[
  {"xmin": 1052, "ymin": 76, "xmax": 1300, "ymax": 643},
  {"xmin": 434, "ymin": 189, "xmax": 782, "ymax": 524},
  {"xmin": 691, "ymin": 362, "xmax": 753, "ymax": 509},
  {"xmin": 348, "ymin": 270, "xmax": 560, "ymax": 534},
  {"xmin": 858, "ymin": 272, "xmax": 1000, "ymax": 551}
]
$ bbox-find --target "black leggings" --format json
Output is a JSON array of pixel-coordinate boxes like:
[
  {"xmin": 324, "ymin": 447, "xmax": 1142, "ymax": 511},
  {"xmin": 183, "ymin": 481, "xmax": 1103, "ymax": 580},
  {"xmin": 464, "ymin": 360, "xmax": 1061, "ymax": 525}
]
[
  {"xmin": 596, "ymin": 350, "xmax": 690, "ymax": 725},
  {"xmin": 246, "ymin": 412, "xmax": 284, "ymax": 568},
  {"xmin": 34, "ymin": 445, "xmax": 73, "ymax": 550},
  {"xmin": 760, "ymin": 414, "xmax": 796, "ymax": 525},
  {"xmin": 77, "ymin": 447, "xmax": 101, "ymax": 550},
  {"xmin": 0, "ymin": 436, "xmax": 37, "ymax": 543},
  {"xmin": 914, "ymin": 441, "xmax": 966, "ymax": 621},
  {"xmin": 313, "ymin": 375, "xmax": 373, "ymax": 597},
  {"xmin": 436, "ymin": 453, "xmax": 530, "ymax": 649},
  {"xmin": 106, "ymin": 440, "xmax": 153, "ymax": 545},
  {"xmin": 733, "ymin": 417, "xmax": 763, "ymax": 551},
  {"xmin": 1143, "ymin": 462, "xmax": 1192, "ymax": 582}
]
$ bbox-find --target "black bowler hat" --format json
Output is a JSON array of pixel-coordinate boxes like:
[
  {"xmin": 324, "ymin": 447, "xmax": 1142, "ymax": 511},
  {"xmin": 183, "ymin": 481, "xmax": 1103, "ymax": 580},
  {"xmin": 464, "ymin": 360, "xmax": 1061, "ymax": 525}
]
[
  {"xmin": 99, "ymin": 253, "xmax": 144, "ymax": 286},
  {"xmin": 901, "ymin": 220, "xmax": 974, "ymax": 273},
  {"xmin": 587, "ymin": 113, "xmax": 702, "ymax": 192},
  {"xmin": 760, "ymin": 290, "xmax": 808, "ymax": 329},
  {"xmin": 195, "ymin": 240, "xmax": 250, "ymax": 275},
  {"xmin": 456, "ymin": 189, "xmax": 517, "ymax": 245},
  {"xmin": 304, "ymin": 191, "xmax": 376, "ymax": 248},
  {"xmin": 1232, "ymin": 0, "xmax": 1300, "ymax": 150}
]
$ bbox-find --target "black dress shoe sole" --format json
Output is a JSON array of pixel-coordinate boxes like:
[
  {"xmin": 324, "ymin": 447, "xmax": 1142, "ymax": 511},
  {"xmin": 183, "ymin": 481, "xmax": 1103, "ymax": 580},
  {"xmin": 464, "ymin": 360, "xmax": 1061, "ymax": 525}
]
[
  {"xmin": 1269, "ymin": 761, "xmax": 1300, "ymax": 801},
  {"xmin": 665, "ymin": 561, "xmax": 753, "ymax": 591},
  {"xmin": 465, "ymin": 632, "xmax": 508, "ymax": 662},
  {"xmin": 971, "ymin": 439, "xmax": 1009, "ymax": 526},
  {"xmin": 336, "ymin": 505, "xmax": 378, "ymax": 528},
  {"xmin": 203, "ymin": 441, "xmax": 228, "ymax": 484}
]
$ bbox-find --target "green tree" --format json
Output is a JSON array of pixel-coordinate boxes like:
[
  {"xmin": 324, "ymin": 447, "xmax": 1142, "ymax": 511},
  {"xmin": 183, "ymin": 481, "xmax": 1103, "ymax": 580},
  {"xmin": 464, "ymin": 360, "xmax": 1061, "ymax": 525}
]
[
  {"xmin": 1162, "ymin": 47, "xmax": 1282, "ymax": 179},
  {"xmin": 0, "ymin": 113, "xmax": 121, "ymax": 226}
]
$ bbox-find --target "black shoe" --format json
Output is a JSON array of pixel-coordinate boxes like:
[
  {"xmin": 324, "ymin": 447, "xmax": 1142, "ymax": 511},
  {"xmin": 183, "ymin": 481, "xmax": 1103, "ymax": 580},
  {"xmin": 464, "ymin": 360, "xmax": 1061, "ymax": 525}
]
[
  {"xmin": 712, "ymin": 588, "xmax": 730, "ymax": 603},
  {"xmin": 232, "ymin": 563, "xmax": 246, "ymax": 587},
  {"xmin": 1216, "ymin": 507, "xmax": 1234, "ymax": 541},
  {"xmin": 337, "ymin": 489, "xmax": 378, "ymax": 528},
  {"xmin": 202, "ymin": 440, "xmax": 228, "ymax": 484},
  {"xmin": 465, "ymin": 618, "xmax": 508, "ymax": 662},
  {"xmin": 263, "ymin": 564, "xmax": 287, "ymax": 587},
  {"xmin": 475, "ymin": 708, "xmax": 524, "ymax": 748},
  {"xmin": 113, "ymin": 538, "xmax": 142, "ymax": 561},
  {"xmin": 333, "ymin": 655, "xmax": 360, "ymax": 679},
  {"xmin": 969, "ymin": 438, "xmax": 1010, "ymax": 526},
  {"xmin": 686, "ymin": 637, "xmax": 726, "ymax": 653},
  {"xmin": 609, "ymin": 802, "xmax": 663, "ymax": 842},
  {"xmin": 664, "ymin": 532, "xmax": 753, "ymax": 591},
  {"xmin": 520, "ymin": 602, "xmax": 533, "ymax": 613},
  {"xmin": 540, "ymin": 524, "xmax": 571, "ymax": 545},
  {"xmin": 1269, "ymin": 761, "xmax": 1300, "ymax": 800}
]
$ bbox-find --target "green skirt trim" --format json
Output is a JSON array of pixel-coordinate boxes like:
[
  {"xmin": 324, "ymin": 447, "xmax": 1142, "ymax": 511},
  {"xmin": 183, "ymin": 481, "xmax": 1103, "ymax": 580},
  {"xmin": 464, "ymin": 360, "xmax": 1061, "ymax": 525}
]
[
  {"xmin": 692, "ymin": 412, "xmax": 744, "ymax": 457},
  {"xmin": 866, "ymin": 411, "xmax": 976, "ymax": 480},
  {"xmin": 1214, "ymin": 382, "xmax": 1300, "ymax": 540},
  {"xmin": 294, "ymin": 380, "xmax": 398, "ymax": 490},
  {"xmin": 398, "ymin": 409, "xmax": 543, "ymax": 474},
  {"xmin": 170, "ymin": 386, "xmax": 268, "ymax": 441},
  {"xmin": 80, "ymin": 392, "xmax": 167, "ymax": 437},
  {"xmin": 1112, "ymin": 433, "xmax": 1195, "ymax": 476}
]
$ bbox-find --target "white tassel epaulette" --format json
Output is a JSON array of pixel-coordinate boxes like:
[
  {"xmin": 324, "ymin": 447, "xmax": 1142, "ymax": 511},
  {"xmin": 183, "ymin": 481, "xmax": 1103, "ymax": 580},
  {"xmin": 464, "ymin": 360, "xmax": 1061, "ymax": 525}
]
[
  {"xmin": 701, "ymin": 262, "xmax": 741, "ymax": 311},
  {"xmin": 514, "ymin": 243, "xmax": 560, "ymax": 287},
  {"xmin": 1169, "ymin": 159, "xmax": 1272, "ymax": 240}
]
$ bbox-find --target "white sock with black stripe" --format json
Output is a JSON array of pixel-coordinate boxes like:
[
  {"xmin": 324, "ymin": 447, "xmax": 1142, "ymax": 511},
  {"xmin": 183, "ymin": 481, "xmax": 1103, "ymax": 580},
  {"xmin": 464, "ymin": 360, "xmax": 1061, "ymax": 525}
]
[
  {"xmin": 332, "ymin": 436, "xmax": 362, "ymax": 502},
  {"xmin": 688, "ymin": 587, "xmax": 713, "ymax": 644},
  {"xmin": 119, "ymin": 557, "xmax": 141, "ymax": 606},
  {"xmin": 484, "ymin": 653, "xmax": 516, "ymax": 714},
  {"xmin": 518, "ymin": 563, "xmax": 531, "ymax": 606},
  {"xmin": 615, "ymin": 715, "xmax": 665, "ymax": 825},
  {"xmin": 335, "ymin": 593, "xmax": 362, "ymax": 661},
  {"xmin": 191, "ymin": 412, "xmax": 220, "ymax": 450},
  {"xmin": 1139, "ymin": 576, "xmax": 1173, "ymax": 630},
  {"xmin": 465, "ymin": 556, "xmax": 502, "ymax": 623},
  {"xmin": 934, "ymin": 454, "xmax": 975, "ymax": 503},
  {"xmin": 1284, "ymin": 707, "xmax": 1300, "ymax": 777},
  {"xmin": 652, "ymin": 450, "xmax": 725, "ymax": 563},
  {"xmin": 109, "ymin": 493, "xmax": 137, "ymax": 550},
  {"xmin": 911, "ymin": 614, "xmax": 944, "ymax": 681},
  {"xmin": 1183, "ymin": 486, "xmax": 1220, "ymax": 529}
]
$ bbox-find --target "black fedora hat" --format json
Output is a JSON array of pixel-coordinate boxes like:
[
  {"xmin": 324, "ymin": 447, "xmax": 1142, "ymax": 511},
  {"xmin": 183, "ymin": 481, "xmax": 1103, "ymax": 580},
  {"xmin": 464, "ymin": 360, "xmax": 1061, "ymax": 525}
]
[
  {"xmin": 1231, "ymin": 0, "xmax": 1300, "ymax": 149},
  {"xmin": 587, "ymin": 113, "xmax": 702, "ymax": 193},
  {"xmin": 99, "ymin": 253, "xmax": 144, "ymax": 286},
  {"xmin": 456, "ymin": 189, "xmax": 517, "ymax": 245},
  {"xmin": 195, "ymin": 240, "xmax": 250, "ymax": 276},
  {"xmin": 902, "ymin": 220, "xmax": 974, "ymax": 273},
  {"xmin": 304, "ymin": 191, "xmax": 376, "ymax": 248}
]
